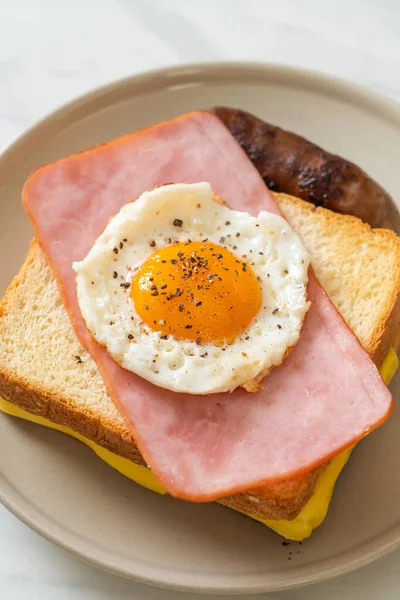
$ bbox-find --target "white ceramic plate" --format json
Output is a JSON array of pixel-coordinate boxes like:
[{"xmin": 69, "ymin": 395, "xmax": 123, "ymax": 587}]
[{"xmin": 0, "ymin": 63, "xmax": 399, "ymax": 594}]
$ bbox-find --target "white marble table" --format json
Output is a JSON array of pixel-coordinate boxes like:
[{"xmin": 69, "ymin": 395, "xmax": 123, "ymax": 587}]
[{"xmin": 1, "ymin": 0, "xmax": 400, "ymax": 598}]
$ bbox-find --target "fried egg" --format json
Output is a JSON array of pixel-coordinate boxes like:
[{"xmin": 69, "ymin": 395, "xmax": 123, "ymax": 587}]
[{"xmin": 73, "ymin": 183, "xmax": 310, "ymax": 394}]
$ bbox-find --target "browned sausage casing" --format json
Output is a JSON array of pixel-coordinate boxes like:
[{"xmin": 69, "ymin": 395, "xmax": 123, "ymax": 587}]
[{"xmin": 212, "ymin": 107, "xmax": 400, "ymax": 233}]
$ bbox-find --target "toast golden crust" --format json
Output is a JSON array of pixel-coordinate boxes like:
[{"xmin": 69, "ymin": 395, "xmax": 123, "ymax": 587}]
[
  {"xmin": 1, "ymin": 192, "xmax": 400, "ymax": 522},
  {"xmin": 277, "ymin": 193, "xmax": 400, "ymax": 363}
]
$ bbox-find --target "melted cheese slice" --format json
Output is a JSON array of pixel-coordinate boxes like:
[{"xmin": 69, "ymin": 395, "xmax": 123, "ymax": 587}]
[{"xmin": 0, "ymin": 348, "xmax": 397, "ymax": 541}]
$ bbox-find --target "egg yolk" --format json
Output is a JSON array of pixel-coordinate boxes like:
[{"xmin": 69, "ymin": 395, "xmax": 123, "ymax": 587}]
[{"xmin": 130, "ymin": 241, "xmax": 262, "ymax": 345}]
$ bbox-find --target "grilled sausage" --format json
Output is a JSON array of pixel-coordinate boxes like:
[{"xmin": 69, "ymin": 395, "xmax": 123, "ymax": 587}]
[{"xmin": 212, "ymin": 107, "xmax": 400, "ymax": 233}]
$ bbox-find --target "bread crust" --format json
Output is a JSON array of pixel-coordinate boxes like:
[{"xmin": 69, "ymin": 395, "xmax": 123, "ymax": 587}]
[{"xmin": 276, "ymin": 193, "xmax": 400, "ymax": 364}]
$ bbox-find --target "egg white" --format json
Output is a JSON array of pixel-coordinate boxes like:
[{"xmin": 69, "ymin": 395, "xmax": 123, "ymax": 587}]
[{"xmin": 73, "ymin": 183, "xmax": 310, "ymax": 395}]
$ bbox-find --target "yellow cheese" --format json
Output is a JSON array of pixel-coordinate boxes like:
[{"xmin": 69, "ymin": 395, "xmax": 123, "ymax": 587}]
[
  {"xmin": 380, "ymin": 347, "xmax": 399, "ymax": 384},
  {"xmin": 0, "ymin": 348, "xmax": 397, "ymax": 541},
  {"xmin": 0, "ymin": 396, "xmax": 167, "ymax": 496}
]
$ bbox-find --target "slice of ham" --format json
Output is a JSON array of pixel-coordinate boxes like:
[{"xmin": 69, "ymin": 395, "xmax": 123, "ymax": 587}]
[{"xmin": 23, "ymin": 111, "xmax": 393, "ymax": 501}]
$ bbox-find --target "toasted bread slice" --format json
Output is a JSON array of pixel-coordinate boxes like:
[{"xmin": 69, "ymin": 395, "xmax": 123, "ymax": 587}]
[{"xmin": 1, "ymin": 192, "xmax": 399, "ymax": 522}]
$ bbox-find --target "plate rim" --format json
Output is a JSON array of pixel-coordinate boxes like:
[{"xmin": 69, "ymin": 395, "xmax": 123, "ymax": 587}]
[{"xmin": 1, "ymin": 61, "xmax": 400, "ymax": 594}]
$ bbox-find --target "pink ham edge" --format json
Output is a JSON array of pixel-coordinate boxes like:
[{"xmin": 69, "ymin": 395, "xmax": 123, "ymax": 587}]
[{"xmin": 22, "ymin": 111, "xmax": 393, "ymax": 501}]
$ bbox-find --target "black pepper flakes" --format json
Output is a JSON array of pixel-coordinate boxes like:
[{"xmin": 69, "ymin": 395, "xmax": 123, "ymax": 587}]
[
  {"xmin": 173, "ymin": 218, "xmax": 183, "ymax": 227},
  {"xmin": 179, "ymin": 303, "xmax": 184, "ymax": 312},
  {"xmin": 151, "ymin": 290, "xmax": 159, "ymax": 296},
  {"xmin": 196, "ymin": 338, "xmax": 202, "ymax": 345},
  {"xmin": 149, "ymin": 240, "xmax": 156, "ymax": 247},
  {"xmin": 196, "ymin": 301, "xmax": 202, "ymax": 307},
  {"xmin": 119, "ymin": 241, "xmax": 124, "ymax": 249},
  {"xmin": 277, "ymin": 324, "xmax": 282, "ymax": 329},
  {"xmin": 225, "ymin": 221, "xmax": 231, "ymax": 225},
  {"xmin": 160, "ymin": 284, "xmax": 167, "ymax": 290},
  {"xmin": 171, "ymin": 259, "xmax": 178, "ymax": 264},
  {"xmin": 113, "ymin": 247, "xmax": 118, "ymax": 254},
  {"xmin": 120, "ymin": 282, "xmax": 131, "ymax": 289},
  {"xmin": 161, "ymin": 335, "xmax": 168, "ymax": 340},
  {"xmin": 74, "ymin": 355, "xmax": 83, "ymax": 364},
  {"xmin": 272, "ymin": 308, "xmax": 279, "ymax": 314},
  {"xmin": 113, "ymin": 271, "xmax": 118, "ymax": 279},
  {"xmin": 127, "ymin": 334, "xmax": 134, "ymax": 340}
]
